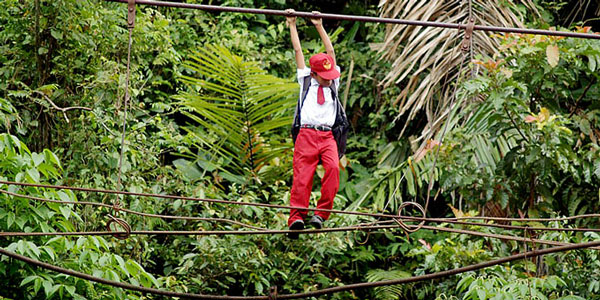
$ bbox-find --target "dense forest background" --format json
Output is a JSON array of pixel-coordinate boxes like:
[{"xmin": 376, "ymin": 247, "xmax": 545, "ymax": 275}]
[{"xmin": 1, "ymin": 0, "xmax": 600, "ymax": 299}]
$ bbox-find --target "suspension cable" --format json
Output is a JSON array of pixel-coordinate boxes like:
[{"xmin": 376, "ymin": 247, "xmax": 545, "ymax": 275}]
[
  {"xmin": 102, "ymin": 0, "xmax": 600, "ymax": 40},
  {"xmin": 2, "ymin": 240, "xmax": 600, "ymax": 299},
  {"xmin": 3, "ymin": 220, "xmax": 599, "ymax": 250},
  {"xmin": 0, "ymin": 189, "xmax": 266, "ymax": 230},
  {"xmin": 8, "ymin": 188, "xmax": 600, "ymax": 239},
  {"xmin": 4, "ymin": 180, "xmax": 600, "ymax": 223},
  {"xmin": 6, "ymin": 187, "xmax": 600, "ymax": 237}
]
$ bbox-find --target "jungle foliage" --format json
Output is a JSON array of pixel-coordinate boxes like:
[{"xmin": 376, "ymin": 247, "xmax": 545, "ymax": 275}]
[{"xmin": 1, "ymin": 0, "xmax": 600, "ymax": 299}]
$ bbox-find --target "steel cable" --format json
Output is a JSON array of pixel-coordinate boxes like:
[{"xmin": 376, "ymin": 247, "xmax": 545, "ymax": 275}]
[
  {"xmin": 3, "ymin": 221, "xmax": 599, "ymax": 250},
  {"xmin": 2, "ymin": 239, "xmax": 600, "ymax": 299},
  {"xmin": 4, "ymin": 180, "xmax": 600, "ymax": 224},
  {"xmin": 0, "ymin": 188, "xmax": 267, "ymax": 230},
  {"xmin": 102, "ymin": 0, "xmax": 600, "ymax": 40},
  {"xmin": 7, "ymin": 187, "xmax": 600, "ymax": 233},
  {"xmin": 114, "ymin": 6, "xmax": 135, "ymax": 212}
]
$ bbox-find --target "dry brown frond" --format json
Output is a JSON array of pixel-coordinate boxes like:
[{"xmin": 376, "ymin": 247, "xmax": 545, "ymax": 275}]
[{"xmin": 378, "ymin": 0, "xmax": 539, "ymax": 142}]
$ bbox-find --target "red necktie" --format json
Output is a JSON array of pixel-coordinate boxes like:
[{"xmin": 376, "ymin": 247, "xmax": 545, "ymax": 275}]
[{"xmin": 317, "ymin": 86, "xmax": 325, "ymax": 105}]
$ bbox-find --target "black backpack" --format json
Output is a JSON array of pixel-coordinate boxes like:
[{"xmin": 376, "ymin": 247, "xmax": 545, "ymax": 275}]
[{"xmin": 291, "ymin": 75, "xmax": 350, "ymax": 158}]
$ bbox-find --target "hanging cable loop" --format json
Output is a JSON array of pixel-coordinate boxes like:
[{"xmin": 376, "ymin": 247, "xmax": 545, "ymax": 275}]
[
  {"xmin": 394, "ymin": 202, "xmax": 426, "ymax": 233},
  {"xmin": 106, "ymin": 214, "xmax": 131, "ymax": 240}
]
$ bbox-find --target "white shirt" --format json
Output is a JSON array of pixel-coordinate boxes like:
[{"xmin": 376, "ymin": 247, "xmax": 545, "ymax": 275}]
[{"xmin": 297, "ymin": 66, "xmax": 341, "ymax": 127}]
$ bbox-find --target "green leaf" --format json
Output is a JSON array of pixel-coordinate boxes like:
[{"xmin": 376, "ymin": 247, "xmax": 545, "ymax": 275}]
[
  {"xmin": 26, "ymin": 168, "xmax": 40, "ymax": 182},
  {"xmin": 6, "ymin": 212, "xmax": 15, "ymax": 229},
  {"xmin": 64, "ymin": 285, "xmax": 76, "ymax": 296},
  {"xmin": 477, "ymin": 288, "xmax": 486, "ymax": 300},
  {"xmin": 588, "ymin": 55, "xmax": 597, "ymax": 72},
  {"xmin": 27, "ymin": 241, "xmax": 41, "ymax": 258},
  {"xmin": 31, "ymin": 152, "xmax": 44, "ymax": 167},
  {"xmin": 43, "ymin": 149, "xmax": 62, "ymax": 169},
  {"xmin": 178, "ymin": 44, "xmax": 296, "ymax": 182},
  {"xmin": 50, "ymin": 29, "xmax": 63, "ymax": 40},
  {"xmin": 59, "ymin": 206, "xmax": 71, "ymax": 220},
  {"xmin": 125, "ymin": 260, "xmax": 141, "ymax": 276},
  {"xmin": 43, "ymin": 281, "xmax": 55, "ymax": 297},
  {"xmin": 173, "ymin": 158, "xmax": 203, "ymax": 181},
  {"xmin": 33, "ymin": 278, "xmax": 42, "ymax": 295},
  {"xmin": 20, "ymin": 275, "xmax": 39, "ymax": 286}
]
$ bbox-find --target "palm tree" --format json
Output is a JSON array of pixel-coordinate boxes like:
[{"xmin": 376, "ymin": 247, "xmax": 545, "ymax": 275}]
[
  {"xmin": 376, "ymin": 0, "xmax": 538, "ymax": 139},
  {"xmin": 176, "ymin": 45, "xmax": 298, "ymax": 184}
]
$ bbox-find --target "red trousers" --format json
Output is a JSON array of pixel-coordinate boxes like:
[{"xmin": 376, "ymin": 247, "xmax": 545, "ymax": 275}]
[{"xmin": 288, "ymin": 128, "xmax": 339, "ymax": 226}]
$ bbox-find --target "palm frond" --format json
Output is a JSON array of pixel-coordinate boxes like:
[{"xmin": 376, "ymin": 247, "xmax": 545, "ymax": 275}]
[
  {"xmin": 176, "ymin": 45, "xmax": 297, "ymax": 182},
  {"xmin": 366, "ymin": 268, "xmax": 412, "ymax": 300},
  {"xmin": 352, "ymin": 92, "xmax": 521, "ymax": 213},
  {"xmin": 377, "ymin": 0, "xmax": 538, "ymax": 139}
]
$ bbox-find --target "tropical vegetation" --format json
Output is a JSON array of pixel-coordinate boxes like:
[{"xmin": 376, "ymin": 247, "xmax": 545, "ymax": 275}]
[{"xmin": 1, "ymin": 0, "xmax": 599, "ymax": 299}]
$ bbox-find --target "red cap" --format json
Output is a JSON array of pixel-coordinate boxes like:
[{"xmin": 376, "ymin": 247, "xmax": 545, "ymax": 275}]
[{"xmin": 309, "ymin": 53, "xmax": 340, "ymax": 80}]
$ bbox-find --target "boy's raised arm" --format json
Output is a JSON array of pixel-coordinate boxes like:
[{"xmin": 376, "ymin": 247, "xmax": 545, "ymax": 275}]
[
  {"xmin": 286, "ymin": 9, "xmax": 306, "ymax": 69},
  {"xmin": 310, "ymin": 12, "xmax": 335, "ymax": 62}
]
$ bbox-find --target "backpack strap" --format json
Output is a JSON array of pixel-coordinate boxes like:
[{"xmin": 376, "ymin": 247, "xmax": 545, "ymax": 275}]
[
  {"xmin": 300, "ymin": 75, "xmax": 311, "ymax": 105},
  {"xmin": 330, "ymin": 80, "xmax": 339, "ymax": 115},
  {"xmin": 295, "ymin": 75, "xmax": 312, "ymax": 124},
  {"xmin": 292, "ymin": 75, "xmax": 312, "ymax": 143}
]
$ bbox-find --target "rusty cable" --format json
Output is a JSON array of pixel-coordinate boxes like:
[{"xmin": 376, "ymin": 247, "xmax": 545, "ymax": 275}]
[
  {"xmin": 106, "ymin": 214, "xmax": 132, "ymax": 239},
  {"xmin": 101, "ymin": 0, "xmax": 600, "ymax": 40},
  {"xmin": 0, "ymin": 225, "xmax": 398, "ymax": 237},
  {"xmin": 0, "ymin": 189, "xmax": 266, "ymax": 230},
  {"xmin": 15, "ymin": 182, "xmax": 599, "ymax": 234},
  {"xmin": 2, "ymin": 222, "xmax": 599, "ymax": 250},
  {"xmin": 3, "ymin": 180, "xmax": 600, "ymax": 224},
  {"xmin": 394, "ymin": 201, "xmax": 426, "ymax": 233},
  {"xmin": 11, "ymin": 186, "xmax": 600, "ymax": 242},
  {"xmin": 2, "ymin": 239, "xmax": 600, "ymax": 299}
]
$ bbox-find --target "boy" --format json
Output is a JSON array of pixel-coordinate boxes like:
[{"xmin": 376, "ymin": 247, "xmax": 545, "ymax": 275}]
[{"xmin": 286, "ymin": 10, "xmax": 349, "ymax": 239}]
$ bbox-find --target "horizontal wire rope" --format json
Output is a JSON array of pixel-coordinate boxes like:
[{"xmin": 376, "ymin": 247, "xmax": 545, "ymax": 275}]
[
  {"xmin": 6, "ymin": 187, "xmax": 600, "ymax": 234},
  {"xmin": 0, "ymin": 180, "xmax": 406, "ymax": 219},
  {"xmin": 8, "ymin": 187, "xmax": 600, "ymax": 249},
  {"xmin": 3, "ymin": 221, "xmax": 599, "ymax": 250},
  {"xmin": 102, "ymin": 0, "xmax": 600, "ymax": 40},
  {"xmin": 0, "ymin": 188, "xmax": 267, "ymax": 231},
  {"xmin": 378, "ymin": 218, "xmax": 600, "ymax": 233},
  {"xmin": 2, "ymin": 239, "xmax": 600, "ymax": 299},
  {"xmin": 4, "ymin": 180, "xmax": 600, "ymax": 224}
]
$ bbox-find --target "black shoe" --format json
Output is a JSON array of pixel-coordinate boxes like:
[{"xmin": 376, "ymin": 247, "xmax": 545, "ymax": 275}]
[
  {"xmin": 309, "ymin": 215, "xmax": 324, "ymax": 229},
  {"xmin": 288, "ymin": 220, "xmax": 304, "ymax": 239}
]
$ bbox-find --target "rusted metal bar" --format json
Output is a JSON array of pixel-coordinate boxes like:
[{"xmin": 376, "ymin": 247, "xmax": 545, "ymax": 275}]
[
  {"xmin": 127, "ymin": 0, "xmax": 136, "ymax": 27},
  {"xmin": 461, "ymin": 18, "xmax": 475, "ymax": 52},
  {"xmin": 103, "ymin": 0, "xmax": 600, "ymax": 40}
]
